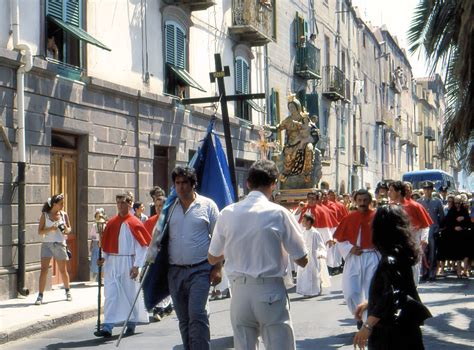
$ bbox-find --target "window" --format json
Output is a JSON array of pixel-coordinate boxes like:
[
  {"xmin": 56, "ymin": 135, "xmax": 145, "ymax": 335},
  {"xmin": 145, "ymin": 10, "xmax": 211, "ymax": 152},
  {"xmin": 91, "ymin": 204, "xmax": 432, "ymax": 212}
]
[
  {"xmin": 340, "ymin": 110, "xmax": 347, "ymax": 151},
  {"xmin": 270, "ymin": 89, "xmax": 280, "ymax": 125},
  {"xmin": 235, "ymin": 57, "xmax": 250, "ymax": 120},
  {"xmin": 321, "ymin": 109, "xmax": 329, "ymax": 136},
  {"xmin": 271, "ymin": 0, "xmax": 277, "ymax": 40},
  {"xmin": 341, "ymin": 50, "xmax": 346, "ymax": 73},
  {"xmin": 324, "ymin": 35, "xmax": 330, "ymax": 66},
  {"xmin": 45, "ymin": 0, "xmax": 110, "ymax": 70},
  {"xmin": 164, "ymin": 20, "xmax": 205, "ymax": 97}
]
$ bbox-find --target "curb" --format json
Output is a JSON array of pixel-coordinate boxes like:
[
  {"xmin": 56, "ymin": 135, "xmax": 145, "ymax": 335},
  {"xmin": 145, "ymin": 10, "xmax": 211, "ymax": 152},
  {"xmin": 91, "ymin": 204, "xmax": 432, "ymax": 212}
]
[{"xmin": 0, "ymin": 307, "xmax": 97, "ymax": 345}]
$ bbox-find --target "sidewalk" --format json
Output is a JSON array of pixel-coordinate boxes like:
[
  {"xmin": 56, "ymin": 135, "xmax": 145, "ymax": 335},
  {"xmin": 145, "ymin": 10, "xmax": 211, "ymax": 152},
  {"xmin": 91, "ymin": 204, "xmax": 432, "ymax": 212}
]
[{"xmin": 0, "ymin": 281, "xmax": 103, "ymax": 345}]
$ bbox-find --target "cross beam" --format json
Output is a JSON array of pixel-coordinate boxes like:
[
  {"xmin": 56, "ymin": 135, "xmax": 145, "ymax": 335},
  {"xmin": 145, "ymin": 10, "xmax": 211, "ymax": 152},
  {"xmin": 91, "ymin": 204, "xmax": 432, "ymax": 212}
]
[
  {"xmin": 181, "ymin": 93, "xmax": 266, "ymax": 105},
  {"xmin": 182, "ymin": 53, "xmax": 266, "ymax": 201}
]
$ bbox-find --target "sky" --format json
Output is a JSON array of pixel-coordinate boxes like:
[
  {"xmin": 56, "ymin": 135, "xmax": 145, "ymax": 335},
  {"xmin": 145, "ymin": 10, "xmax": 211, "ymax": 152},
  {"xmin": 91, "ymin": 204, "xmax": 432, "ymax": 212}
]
[{"xmin": 351, "ymin": 0, "xmax": 430, "ymax": 78}]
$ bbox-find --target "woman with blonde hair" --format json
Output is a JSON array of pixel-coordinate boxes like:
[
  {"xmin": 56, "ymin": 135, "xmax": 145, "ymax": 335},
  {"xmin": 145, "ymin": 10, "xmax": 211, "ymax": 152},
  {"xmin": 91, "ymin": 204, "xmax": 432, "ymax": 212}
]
[{"xmin": 35, "ymin": 193, "xmax": 72, "ymax": 305}]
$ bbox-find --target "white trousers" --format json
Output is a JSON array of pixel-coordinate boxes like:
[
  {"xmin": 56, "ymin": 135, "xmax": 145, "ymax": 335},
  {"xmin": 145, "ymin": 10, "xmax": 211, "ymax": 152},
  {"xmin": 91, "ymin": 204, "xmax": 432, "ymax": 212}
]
[
  {"xmin": 342, "ymin": 251, "xmax": 380, "ymax": 316},
  {"xmin": 230, "ymin": 276, "xmax": 295, "ymax": 350}
]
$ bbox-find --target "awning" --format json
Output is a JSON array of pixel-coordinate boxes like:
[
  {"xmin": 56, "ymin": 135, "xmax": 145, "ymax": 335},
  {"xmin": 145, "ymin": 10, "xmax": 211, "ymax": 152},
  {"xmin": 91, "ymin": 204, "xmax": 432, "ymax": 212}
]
[
  {"xmin": 168, "ymin": 64, "xmax": 206, "ymax": 92},
  {"xmin": 246, "ymin": 99, "xmax": 265, "ymax": 113},
  {"xmin": 47, "ymin": 15, "xmax": 111, "ymax": 51}
]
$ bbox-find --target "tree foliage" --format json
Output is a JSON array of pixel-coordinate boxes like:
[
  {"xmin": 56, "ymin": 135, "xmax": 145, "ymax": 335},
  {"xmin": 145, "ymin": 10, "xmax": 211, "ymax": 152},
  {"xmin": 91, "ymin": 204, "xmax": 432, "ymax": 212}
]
[{"xmin": 408, "ymin": 0, "xmax": 474, "ymax": 172}]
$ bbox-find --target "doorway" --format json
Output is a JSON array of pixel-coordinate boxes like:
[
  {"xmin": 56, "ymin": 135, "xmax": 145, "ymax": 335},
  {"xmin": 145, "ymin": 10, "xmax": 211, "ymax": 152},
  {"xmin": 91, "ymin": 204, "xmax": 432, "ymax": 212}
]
[{"xmin": 50, "ymin": 133, "xmax": 78, "ymax": 283}]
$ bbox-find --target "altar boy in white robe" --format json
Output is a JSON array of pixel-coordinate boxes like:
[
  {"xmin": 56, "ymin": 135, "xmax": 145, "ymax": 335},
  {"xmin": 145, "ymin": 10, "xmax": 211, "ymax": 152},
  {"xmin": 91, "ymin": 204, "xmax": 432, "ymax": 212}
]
[
  {"xmin": 297, "ymin": 213, "xmax": 331, "ymax": 297},
  {"xmin": 94, "ymin": 192, "xmax": 151, "ymax": 338}
]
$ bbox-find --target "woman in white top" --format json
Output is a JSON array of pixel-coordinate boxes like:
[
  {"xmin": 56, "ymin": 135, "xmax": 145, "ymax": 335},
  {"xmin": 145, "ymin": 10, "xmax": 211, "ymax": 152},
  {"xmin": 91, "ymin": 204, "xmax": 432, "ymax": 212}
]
[{"xmin": 35, "ymin": 193, "xmax": 72, "ymax": 305}]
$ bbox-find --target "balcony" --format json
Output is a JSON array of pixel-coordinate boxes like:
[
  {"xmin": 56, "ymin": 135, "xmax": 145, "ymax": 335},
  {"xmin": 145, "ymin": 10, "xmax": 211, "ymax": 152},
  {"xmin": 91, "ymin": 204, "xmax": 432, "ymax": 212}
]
[
  {"xmin": 400, "ymin": 126, "xmax": 412, "ymax": 145},
  {"xmin": 228, "ymin": 0, "xmax": 273, "ymax": 46},
  {"xmin": 162, "ymin": 0, "xmax": 215, "ymax": 11},
  {"xmin": 317, "ymin": 134, "xmax": 331, "ymax": 166},
  {"xmin": 353, "ymin": 145, "xmax": 367, "ymax": 167},
  {"xmin": 424, "ymin": 126, "xmax": 435, "ymax": 141},
  {"xmin": 391, "ymin": 117, "xmax": 401, "ymax": 136},
  {"xmin": 377, "ymin": 109, "xmax": 395, "ymax": 127},
  {"xmin": 46, "ymin": 58, "xmax": 84, "ymax": 81},
  {"xmin": 322, "ymin": 66, "xmax": 345, "ymax": 101},
  {"xmin": 294, "ymin": 43, "xmax": 321, "ymax": 80}
]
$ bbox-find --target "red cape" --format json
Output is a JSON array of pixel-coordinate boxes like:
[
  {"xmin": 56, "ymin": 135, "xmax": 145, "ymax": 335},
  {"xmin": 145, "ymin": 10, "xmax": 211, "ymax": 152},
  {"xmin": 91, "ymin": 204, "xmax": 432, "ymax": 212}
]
[
  {"xmin": 299, "ymin": 204, "xmax": 336, "ymax": 228},
  {"xmin": 102, "ymin": 213, "xmax": 152, "ymax": 254},
  {"xmin": 325, "ymin": 200, "xmax": 349, "ymax": 223},
  {"xmin": 402, "ymin": 199, "xmax": 433, "ymax": 230},
  {"xmin": 144, "ymin": 214, "xmax": 159, "ymax": 235},
  {"xmin": 334, "ymin": 209, "xmax": 375, "ymax": 249}
]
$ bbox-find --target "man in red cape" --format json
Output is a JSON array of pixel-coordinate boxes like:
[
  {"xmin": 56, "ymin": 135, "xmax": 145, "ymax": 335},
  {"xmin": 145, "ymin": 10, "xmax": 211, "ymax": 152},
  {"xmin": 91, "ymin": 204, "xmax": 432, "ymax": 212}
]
[
  {"xmin": 388, "ymin": 181, "xmax": 433, "ymax": 285},
  {"xmin": 328, "ymin": 189, "xmax": 349, "ymax": 221},
  {"xmin": 334, "ymin": 189, "xmax": 379, "ymax": 326},
  {"xmin": 94, "ymin": 192, "xmax": 151, "ymax": 338}
]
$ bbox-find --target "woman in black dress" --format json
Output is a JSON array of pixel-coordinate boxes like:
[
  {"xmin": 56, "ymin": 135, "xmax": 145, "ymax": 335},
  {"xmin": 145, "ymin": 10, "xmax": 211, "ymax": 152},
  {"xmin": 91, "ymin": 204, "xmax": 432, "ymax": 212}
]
[
  {"xmin": 353, "ymin": 205, "xmax": 426, "ymax": 350},
  {"xmin": 443, "ymin": 196, "xmax": 471, "ymax": 277}
]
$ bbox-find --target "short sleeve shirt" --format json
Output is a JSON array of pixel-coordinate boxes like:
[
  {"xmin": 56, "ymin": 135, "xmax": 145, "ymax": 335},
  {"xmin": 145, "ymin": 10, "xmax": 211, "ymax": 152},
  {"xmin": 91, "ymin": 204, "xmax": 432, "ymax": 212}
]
[{"xmin": 209, "ymin": 191, "xmax": 308, "ymax": 279}]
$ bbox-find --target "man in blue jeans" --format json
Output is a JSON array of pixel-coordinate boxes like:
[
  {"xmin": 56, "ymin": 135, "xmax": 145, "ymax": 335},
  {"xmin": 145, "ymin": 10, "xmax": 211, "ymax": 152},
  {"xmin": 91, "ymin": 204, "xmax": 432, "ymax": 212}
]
[{"xmin": 167, "ymin": 166, "xmax": 221, "ymax": 350}]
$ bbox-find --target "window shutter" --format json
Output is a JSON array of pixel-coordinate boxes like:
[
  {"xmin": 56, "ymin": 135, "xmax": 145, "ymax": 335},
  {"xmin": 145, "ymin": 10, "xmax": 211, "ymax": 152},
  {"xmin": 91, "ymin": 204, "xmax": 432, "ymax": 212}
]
[
  {"xmin": 65, "ymin": 0, "xmax": 80, "ymax": 26},
  {"xmin": 306, "ymin": 92, "xmax": 319, "ymax": 117},
  {"xmin": 242, "ymin": 60, "xmax": 249, "ymax": 94},
  {"xmin": 165, "ymin": 24, "xmax": 175, "ymax": 65},
  {"xmin": 235, "ymin": 58, "xmax": 243, "ymax": 93},
  {"xmin": 47, "ymin": 0, "xmax": 64, "ymax": 20},
  {"xmin": 270, "ymin": 89, "xmax": 280, "ymax": 125},
  {"xmin": 294, "ymin": 12, "xmax": 307, "ymax": 46},
  {"xmin": 175, "ymin": 26, "xmax": 186, "ymax": 69}
]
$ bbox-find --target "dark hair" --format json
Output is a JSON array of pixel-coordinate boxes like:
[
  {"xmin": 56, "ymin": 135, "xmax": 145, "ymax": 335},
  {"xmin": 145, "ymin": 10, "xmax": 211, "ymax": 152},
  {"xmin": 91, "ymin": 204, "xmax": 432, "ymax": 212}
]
[
  {"xmin": 42, "ymin": 193, "xmax": 64, "ymax": 213},
  {"xmin": 302, "ymin": 213, "xmax": 315, "ymax": 225},
  {"xmin": 403, "ymin": 181, "xmax": 413, "ymax": 192},
  {"xmin": 353, "ymin": 189, "xmax": 372, "ymax": 202},
  {"xmin": 372, "ymin": 205, "xmax": 419, "ymax": 265},
  {"xmin": 132, "ymin": 201, "xmax": 143, "ymax": 210},
  {"xmin": 389, "ymin": 181, "xmax": 406, "ymax": 197},
  {"xmin": 375, "ymin": 181, "xmax": 389, "ymax": 195},
  {"xmin": 116, "ymin": 192, "xmax": 133, "ymax": 203},
  {"xmin": 149, "ymin": 186, "xmax": 166, "ymax": 199},
  {"xmin": 171, "ymin": 166, "xmax": 197, "ymax": 186},
  {"xmin": 247, "ymin": 160, "xmax": 278, "ymax": 189}
]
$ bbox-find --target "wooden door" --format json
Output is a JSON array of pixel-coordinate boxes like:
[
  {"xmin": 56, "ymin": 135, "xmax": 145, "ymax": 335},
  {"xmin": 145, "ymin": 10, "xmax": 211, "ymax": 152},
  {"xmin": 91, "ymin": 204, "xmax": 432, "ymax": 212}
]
[
  {"xmin": 50, "ymin": 149, "xmax": 78, "ymax": 283},
  {"xmin": 153, "ymin": 146, "xmax": 170, "ymax": 193}
]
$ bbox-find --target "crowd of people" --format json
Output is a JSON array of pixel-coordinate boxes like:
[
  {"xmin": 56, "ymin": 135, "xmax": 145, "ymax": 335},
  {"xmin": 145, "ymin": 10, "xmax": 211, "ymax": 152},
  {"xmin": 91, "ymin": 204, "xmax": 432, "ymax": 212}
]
[{"xmin": 33, "ymin": 160, "xmax": 472, "ymax": 349}]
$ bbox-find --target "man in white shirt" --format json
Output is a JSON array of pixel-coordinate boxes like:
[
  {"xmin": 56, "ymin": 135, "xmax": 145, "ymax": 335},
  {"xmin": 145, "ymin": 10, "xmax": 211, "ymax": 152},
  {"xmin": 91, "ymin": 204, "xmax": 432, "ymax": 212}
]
[{"xmin": 208, "ymin": 160, "xmax": 308, "ymax": 350}]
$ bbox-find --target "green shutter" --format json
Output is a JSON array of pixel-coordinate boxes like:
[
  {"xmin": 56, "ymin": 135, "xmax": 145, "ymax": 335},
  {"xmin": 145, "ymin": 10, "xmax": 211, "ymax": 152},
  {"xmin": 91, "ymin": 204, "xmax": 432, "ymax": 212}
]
[
  {"xmin": 235, "ymin": 58, "xmax": 243, "ymax": 93},
  {"xmin": 242, "ymin": 60, "xmax": 249, "ymax": 94},
  {"xmin": 297, "ymin": 90, "xmax": 307, "ymax": 109},
  {"xmin": 165, "ymin": 23, "xmax": 175, "ymax": 65},
  {"xmin": 47, "ymin": 0, "xmax": 64, "ymax": 20},
  {"xmin": 294, "ymin": 12, "xmax": 308, "ymax": 47},
  {"xmin": 176, "ymin": 26, "xmax": 186, "ymax": 69},
  {"xmin": 270, "ymin": 89, "xmax": 281, "ymax": 125},
  {"xmin": 65, "ymin": 0, "xmax": 80, "ymax": 26}
]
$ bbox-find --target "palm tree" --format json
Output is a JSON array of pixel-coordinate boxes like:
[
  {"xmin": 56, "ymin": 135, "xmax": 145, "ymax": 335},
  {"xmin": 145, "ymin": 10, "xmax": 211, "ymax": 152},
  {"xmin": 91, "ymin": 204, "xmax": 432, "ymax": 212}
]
[{"xmin": 408, "ymin": 0, "xmax": 473, "ymax": 172}]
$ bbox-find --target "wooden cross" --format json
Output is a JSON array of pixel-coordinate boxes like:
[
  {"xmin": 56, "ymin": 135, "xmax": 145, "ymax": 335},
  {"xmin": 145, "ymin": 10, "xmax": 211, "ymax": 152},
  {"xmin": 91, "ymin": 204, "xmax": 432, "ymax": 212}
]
[{"xmin": 181, "ymin": 54, "xmax": 266, "ymax": 200}]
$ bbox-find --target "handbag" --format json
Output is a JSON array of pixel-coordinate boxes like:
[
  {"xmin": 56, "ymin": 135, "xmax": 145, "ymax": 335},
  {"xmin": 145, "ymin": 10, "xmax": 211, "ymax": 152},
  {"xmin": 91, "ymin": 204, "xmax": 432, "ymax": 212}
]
[{"xmin": 396, "ymin": 293, "xmax": 432, "ymax": 326}]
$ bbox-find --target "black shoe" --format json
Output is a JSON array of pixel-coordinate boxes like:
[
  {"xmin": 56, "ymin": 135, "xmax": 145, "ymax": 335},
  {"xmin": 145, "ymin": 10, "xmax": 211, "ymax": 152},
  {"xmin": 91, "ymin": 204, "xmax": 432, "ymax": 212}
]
[
  {"xmin": 124, "ymin": 327, "xmax": 135, "ymax": 336},
  {"xmin": 357, "ymin": 321, "xmax": 363, "ymax": 330},
  {"xmin": 164, "ymin": 304, "xmax": 173, "ymax": 315},
  {"xmin": 94, "ymin": 329, "xmax": 112, "ymax": 338}
]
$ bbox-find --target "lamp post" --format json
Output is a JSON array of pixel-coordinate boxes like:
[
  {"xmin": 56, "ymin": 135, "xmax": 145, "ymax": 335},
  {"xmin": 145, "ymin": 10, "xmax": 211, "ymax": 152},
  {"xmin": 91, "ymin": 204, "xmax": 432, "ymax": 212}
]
[{"xmin": 95, "ymin": 214, "xmax": 107, "ymax": 333}]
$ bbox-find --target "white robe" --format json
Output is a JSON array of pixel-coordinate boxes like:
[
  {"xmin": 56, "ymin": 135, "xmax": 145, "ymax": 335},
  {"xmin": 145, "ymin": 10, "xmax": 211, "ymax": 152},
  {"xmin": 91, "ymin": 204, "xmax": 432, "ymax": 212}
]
[
  {"xmin": 103, "ymin": 223, "xmax": 149, "ymax": 326},
  {"xmin": 326, "ymin": 227, "xmax": 343, "ymax": 268},
  {"xmin": 412, "ymin": 227, "xmax": 429, "ymax": 286},
  {"xmin": 337, "ymin": 229, "xmax": 380, "ymax": 316},
  {"xmin": 297, "ymin": 227, "xmax": 331, "ymax": 296}
]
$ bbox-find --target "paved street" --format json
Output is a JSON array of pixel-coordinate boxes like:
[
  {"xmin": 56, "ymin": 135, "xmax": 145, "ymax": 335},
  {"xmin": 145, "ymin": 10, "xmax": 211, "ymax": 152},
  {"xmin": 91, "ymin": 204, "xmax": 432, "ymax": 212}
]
[{"xmin": 2, "ymin": 274, "xmax": 473, "ymax": 350}]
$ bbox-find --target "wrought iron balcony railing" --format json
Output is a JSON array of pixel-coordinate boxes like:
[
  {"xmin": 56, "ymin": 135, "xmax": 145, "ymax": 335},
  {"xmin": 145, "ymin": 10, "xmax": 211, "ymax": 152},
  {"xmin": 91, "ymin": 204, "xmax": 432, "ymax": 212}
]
[
  {"xmin": 294, "ymin": 43, "xmax": 321, "ymax": 80},
  {"xmin": 322, "ymin": 66, "xmax": 345, "ymax": 101},
  {"xmin": 229, "ymin": 0, "xmax": 273, "ymax": 46}
]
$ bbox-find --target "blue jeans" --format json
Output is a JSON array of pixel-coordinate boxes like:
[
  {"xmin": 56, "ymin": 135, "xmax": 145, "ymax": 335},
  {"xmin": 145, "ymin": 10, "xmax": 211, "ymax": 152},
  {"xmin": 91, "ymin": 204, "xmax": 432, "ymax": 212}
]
[
  {"xmin": 168, "ymin": 262, "xmax": 212, "ymax": 350},
  {"xmin": 102, "ymin": 321, "xmax": 136, "ymax": 333}
]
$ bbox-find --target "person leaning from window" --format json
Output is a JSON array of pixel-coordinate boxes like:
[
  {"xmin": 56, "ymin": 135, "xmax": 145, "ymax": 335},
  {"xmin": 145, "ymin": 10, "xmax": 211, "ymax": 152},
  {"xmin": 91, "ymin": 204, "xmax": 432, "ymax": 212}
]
[
  {"xmin": 35, "ymin": 193, "xmax": 72, "ymax": 305},
  {"xmin": 353, "ymin": 205, "xmax": 425, "ymax": 350}
]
